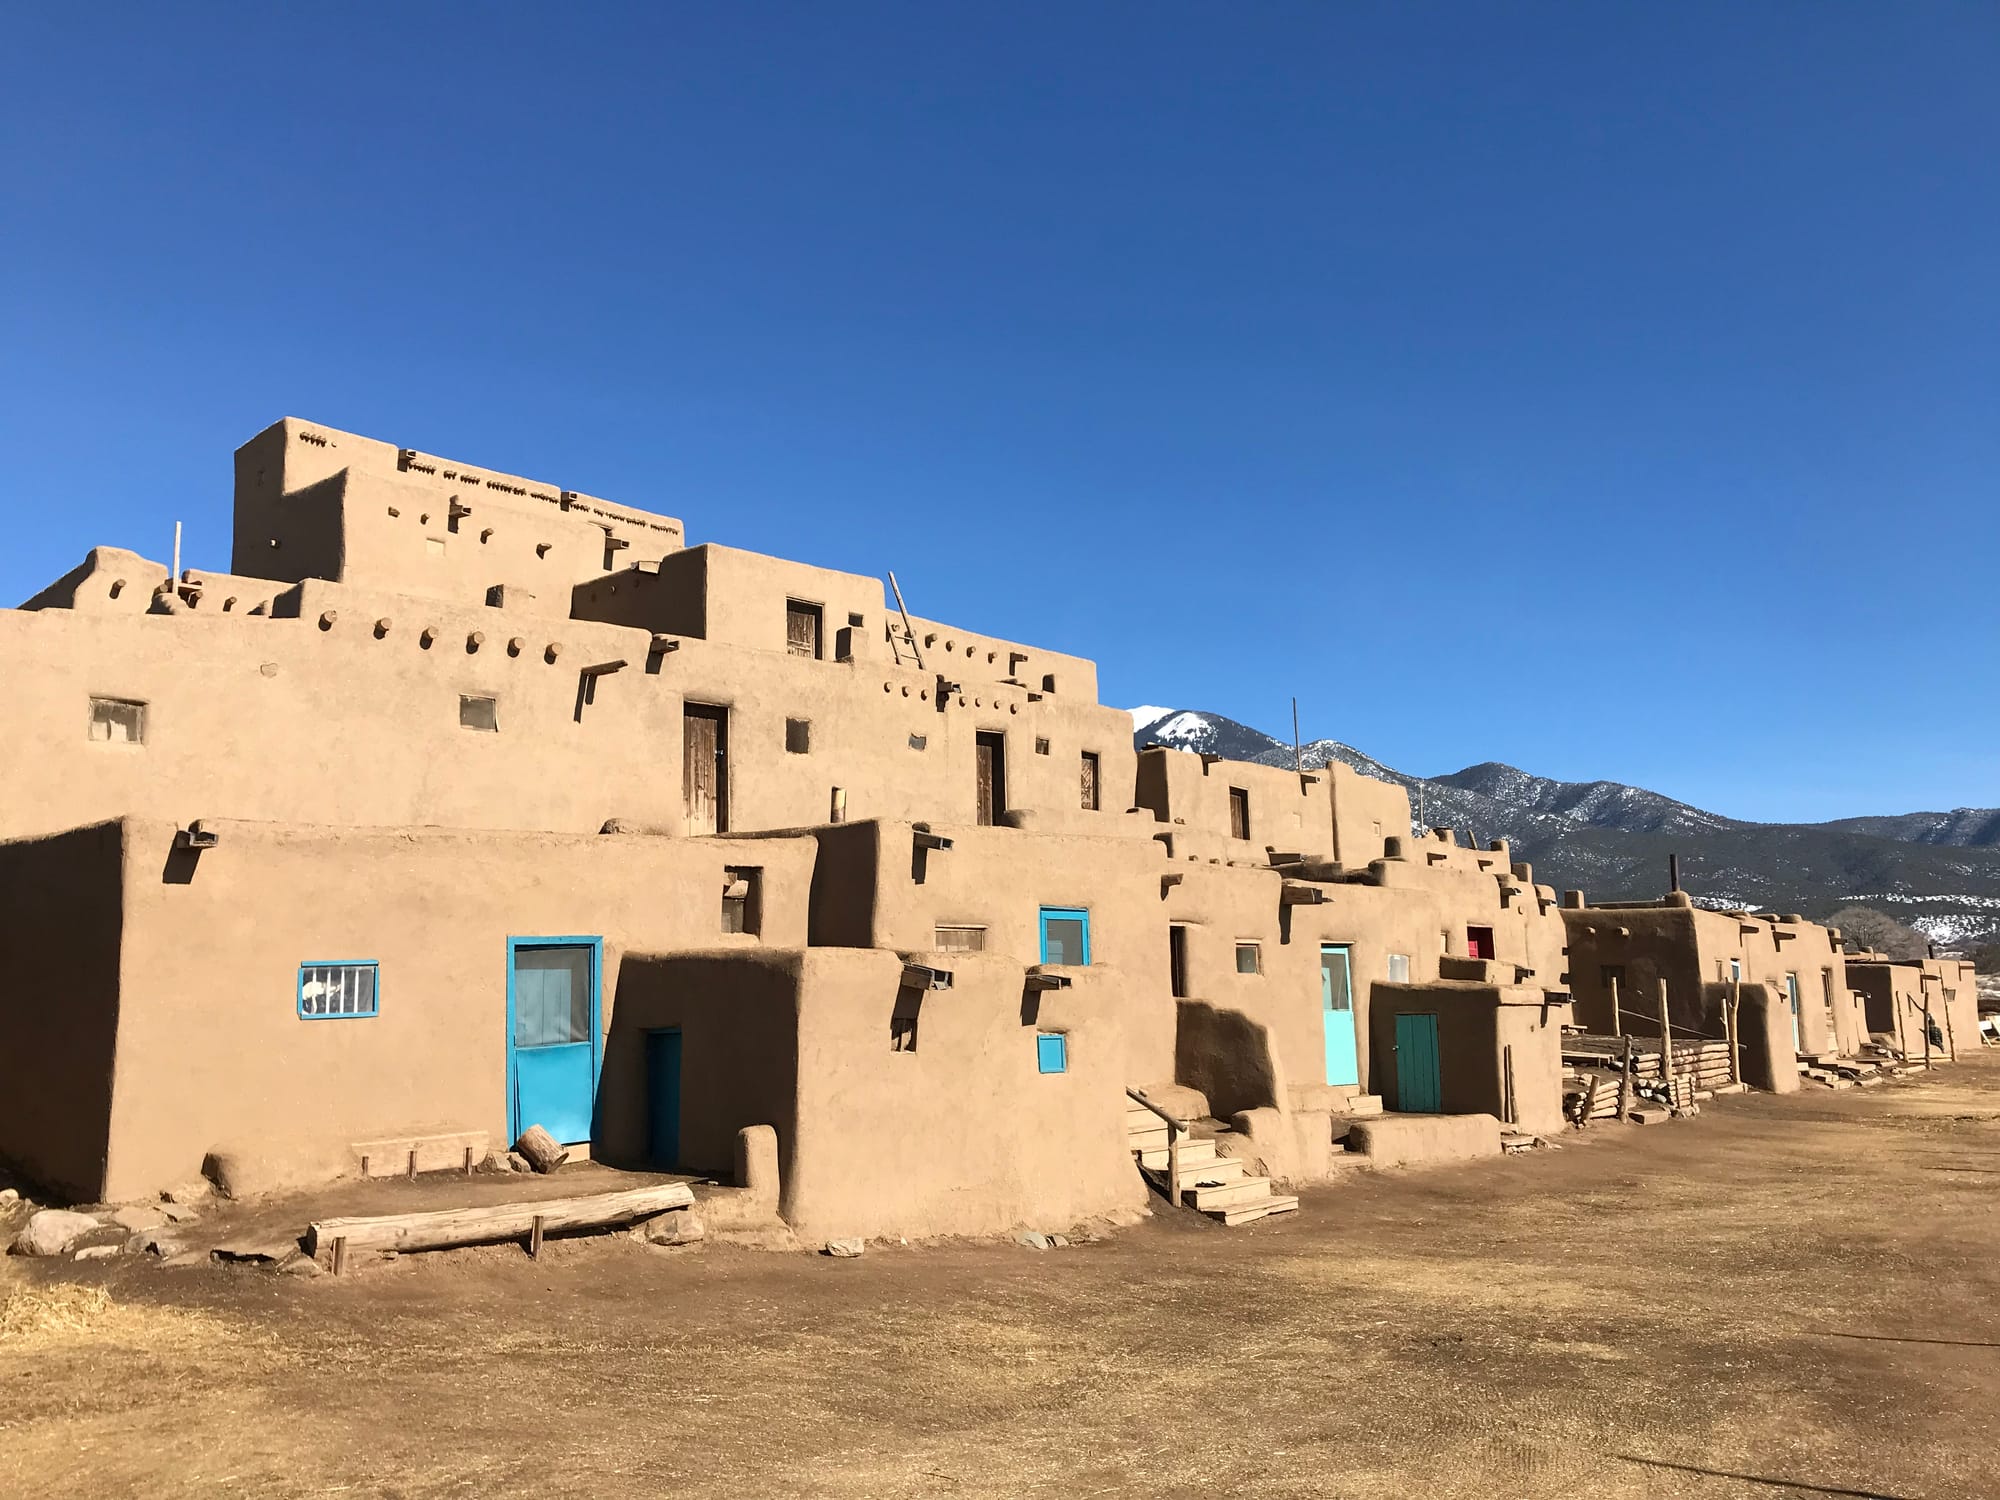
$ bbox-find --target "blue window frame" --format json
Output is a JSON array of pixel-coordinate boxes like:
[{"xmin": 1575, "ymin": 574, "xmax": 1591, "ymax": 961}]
[
  {"xmin": 1036, "ymin": 1031, "xmax": 1069, "ymax": 1074},
  {"xmin": 298, "ymin": 961, "xmax": 379, "ymax": 1019},
  {"xmin": 1038, "ymin": 907, "xmax": 1091, "ymax": 966}
]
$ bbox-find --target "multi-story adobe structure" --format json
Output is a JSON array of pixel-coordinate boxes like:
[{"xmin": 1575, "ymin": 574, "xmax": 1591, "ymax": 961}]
[
  {"xmin": 6, "ymin": 416, "xmax": 1940, "ymax": 1240},
  {"xmin": 1560, "ymin": 894, "xmax": 1870, "ymax": 1092}
]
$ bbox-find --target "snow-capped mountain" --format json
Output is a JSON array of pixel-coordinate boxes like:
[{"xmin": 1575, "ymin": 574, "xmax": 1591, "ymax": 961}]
[{"xmin": 1129, "ymin": 708, "xmax": 2000, "ymax": 948}]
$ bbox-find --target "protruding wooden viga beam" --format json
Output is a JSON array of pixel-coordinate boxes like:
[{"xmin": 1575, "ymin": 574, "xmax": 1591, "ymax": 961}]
[{"xmin": 307, "ymin": 1182, "xmax": 694, "ymax": 1258}]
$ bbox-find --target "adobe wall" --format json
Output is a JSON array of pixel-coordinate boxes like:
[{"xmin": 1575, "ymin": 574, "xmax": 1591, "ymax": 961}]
[
  {"xmin": 783, "ymin": 948, "xmax": 1148, "ymax": 1239},
  {"xmin": 599, "ymin": 950, "xmax": 803, "ymax": 1178},
  {"xmin": 99, "ymin": 817, "xmax": 816, "ymax": 1201},
  {"xmin": 1563, "ymin": 901, "xmax": 1722, "ymax": 1038},
  {"xmin": 1368, "ymin": 981, "xmax": 1567, "ymax": 1134},
  {"xmin": 903, "ymin": 613, "xmax": 1100, "ymax": 703},
  {"xmin": 1151, "ymin": 832, "xmax": 1571, "ymax": 1121},
  {"xmin": 0, "ymin": 575, "xmax": 1147, "ymax": 844},
  {"xmin": 1163, "ymin": 862, "xmax": 1442, "ymax": 1115},
  {"xmin": 1847, "ymin": 958, "xmax": 1980, "ymax": 1060},
  {"xmin": 574, "ymin": 546, "xmax": 889, "ymax": 663},
  {"xmin": 804, "ymin": 820, "xmax": 1177, "ymax": 1088},
  {"xmin": 1327, "ymin": 760, "xmax": 1414, "ymax": 866},
  {"xmin": 0, "ymin": 592, "xmax": 679, "ymax": 841},
  {"xmin": 1563, "ymin": 897, "xmax": 1862, "ymax": 1059},
  {"xmin": 231, "ymin": 418, "xmax": 684, "ymax": 611},
  {"xmin": 1136, "ymin": 748, "xmax": 1333, "ymax": 862},
  {"xmin": 0, "ymin": 822, "xmax": 125, "ymax": 1200}
]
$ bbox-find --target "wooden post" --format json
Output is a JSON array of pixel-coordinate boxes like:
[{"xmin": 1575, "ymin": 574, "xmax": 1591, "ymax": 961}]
[
  {"xmin": 332, "ymin": 1236, "xmax": 347, "ymax": 1278},
  {"xmin": 407, "ymin": 1149, "xmax": 418, "ymax": 1181},
  {"xmin": 1166, "ymin": 1124, "xmax": 1182, "ymax": 1209},
  {"xmin": 1658, "ymin": 977, "xmax": 1674, "ymax": 1107},
  {"xmin": 463, "ymin": 1145, "xmax": 474, "ymax": 1177},
  {"xmin": 1617, "ymin": 1038, "xmax": 1635, "ymax": 1122},
  {"xmin": 1502, "ymin": 1044, "xmax": 1516, "ymax": 1126},
  {"xmin": 1292, "ymin": 697, "xmax": 1302, "ymax": 776},
  {"xmin": 1609, "ymin": 973, "xmax": 1622, "ymax": 1038},
  {"xmin": 529, "ymin": 1214, "xmax": 546, "ymax": 1259},
  {"xmin": 1922, "ymin": 1000, "xmax": 1933, "ymax": 1069},
  {"xmin": 1893, "ymin": 986, "xmax": 1908, "ymax": 1060},
  {"xmin": 1941, "ymin": 991, "xmax": 1957, "ymax": 1061},
  {"xmin": 1728, "ymin": 978, "xmax": 1743, "ymax": 1086}
]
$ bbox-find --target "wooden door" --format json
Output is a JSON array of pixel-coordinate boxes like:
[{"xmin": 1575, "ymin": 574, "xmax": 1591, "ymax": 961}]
[
  {"xmin": 1394, "ymin": 1012, "xmax": 1442, "ymax": 1112},
  {"xmin": 975, "ymin": 732, "xmax": 1005, "ymax": 826},
  {"xmin": 786, "ymin": 602, "xmax": 820, "ymax": 659},
  {"xmin": 683, "ymin": 705, "xmax": 728, "ymax": 835},
  {"xmin": 1080, "ymin": 751, "xmax": 1099, "ymax": 811},
  {"xmin": 1228, "ymin": 787, "xmax": 1250, "ymax": 840}
]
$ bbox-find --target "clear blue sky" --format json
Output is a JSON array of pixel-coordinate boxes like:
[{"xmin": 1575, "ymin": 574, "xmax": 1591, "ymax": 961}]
[{"xmin": 3, "ymin": 4, "xmax": 1994, "ymax": 822}]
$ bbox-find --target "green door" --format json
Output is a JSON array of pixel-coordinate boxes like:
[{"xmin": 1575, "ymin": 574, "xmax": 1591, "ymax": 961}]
[{"xmin": 1395, "ymin": 1012, "xmax": 1442, "ymax": 1113}]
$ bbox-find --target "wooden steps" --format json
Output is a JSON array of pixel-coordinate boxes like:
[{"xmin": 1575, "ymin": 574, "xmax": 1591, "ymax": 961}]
[{"xmin": 1125, "ymin": 1093, "xmax": 1298, "ymax": 1228}]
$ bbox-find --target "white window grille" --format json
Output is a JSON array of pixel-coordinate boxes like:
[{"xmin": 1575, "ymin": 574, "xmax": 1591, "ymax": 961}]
[{"xmin": 299, "ymin": 962, "xmax": 380, "ymax": 1019}]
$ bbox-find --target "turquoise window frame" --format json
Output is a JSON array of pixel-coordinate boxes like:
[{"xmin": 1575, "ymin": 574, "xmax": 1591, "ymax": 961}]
[
  {"xmin": 1037, "ymin": 906, "xmax": 1092, "ymax": 966},
  {"xmin": 297, "ymin": 960, "xmax": 380, "ymax": 1020},
  {"xmin": 1036, "ymin": 1031, "xmax": 1069, "ymax": 1074}
]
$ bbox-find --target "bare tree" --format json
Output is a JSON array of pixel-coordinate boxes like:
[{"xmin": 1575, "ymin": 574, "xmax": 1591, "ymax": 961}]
[{"xmin": 1827, "ymin": 905, "xmax": 1929, "ymax": 960}]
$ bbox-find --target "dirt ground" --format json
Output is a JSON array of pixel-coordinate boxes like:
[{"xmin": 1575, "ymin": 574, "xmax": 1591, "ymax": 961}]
[{"xmin": 7, "ymin": 1060, "xmax": 2000, "ymax": 1500}]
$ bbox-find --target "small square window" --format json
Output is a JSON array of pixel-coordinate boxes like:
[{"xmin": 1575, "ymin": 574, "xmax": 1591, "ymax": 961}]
[
  {"xmin": 298, "ymin": 961, "xmax": 379, "ymax": 1019},
  {"xmin": 1235, "ymin": 942, "xmax": 1261, "ymax": 975},
  {"xmin": 891, "ymin": 1013, "xmax": 919, "ymax": 1052},
  {"xmin": 460, "ymin": 695, "xmax": 498, "ymax": 732},
  {"xmin": 908, "ymin": 732, "xmax": 928, "ymax": 751},
  {"xmin": 88, "ymin": 697, "xmax": 146, "ymax": 744},
  {"xmin": 1034, "ymin": 737, "xmax": 1051, "ymax": 756},
  {"xmin": 785, "ymin": 718, "xmax": 811, "ymax": 754},
  {"xmin": 934, "ymin": 925, "xmax": 986, "ymax": 952},
  {"xmin": 1388, "ymin": 953, "xmax": 1411, "ymax": 983},
  {"xmin": 722, "ymin": 868, "xmax": 761, "ymax": 934},
  {"xmin": 426, "ymin": 537, "xmax": 447, "ymax": 556},
  {"xmin": 1036, "ymin": 1031, "xmax": 1068, "ymax": 1074}
]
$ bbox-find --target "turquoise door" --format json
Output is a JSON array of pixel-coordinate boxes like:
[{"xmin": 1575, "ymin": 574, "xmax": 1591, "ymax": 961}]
[
  {"xmin": 508, "ymin": 940, "xmax": 601, "ymax": 1146},
  {"xmin": 645, "ymin": 1028, "xmax": 682, "ymax": 1169},
  {"xmin": 1320, "ymin": 945, "xmax": 1359, "ymax": 1087},
  {"xmin": 1395, "ymin": 1012, "xmax": 1442, "ymax": 1113}
]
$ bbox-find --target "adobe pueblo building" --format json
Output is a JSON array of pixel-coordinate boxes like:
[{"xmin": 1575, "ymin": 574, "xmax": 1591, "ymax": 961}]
[{"xmin": 0, "ymin": 419, "xmax": 1970, "ymax": 1238}]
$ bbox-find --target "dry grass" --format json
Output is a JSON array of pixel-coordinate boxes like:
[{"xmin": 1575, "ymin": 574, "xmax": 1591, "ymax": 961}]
[{"xmin": 0, "ymin": 1278, "xmax": 233, "ymax": 1353}]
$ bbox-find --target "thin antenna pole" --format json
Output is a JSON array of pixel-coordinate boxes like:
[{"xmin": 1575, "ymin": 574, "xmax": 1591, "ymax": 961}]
[
  {"xmin": 171, "ymin": 520, "xmax": 182, "ymax": 592},
  {"xmin": 1291, "ymin": 697, "xmax": 1302, "ymax": 775}
]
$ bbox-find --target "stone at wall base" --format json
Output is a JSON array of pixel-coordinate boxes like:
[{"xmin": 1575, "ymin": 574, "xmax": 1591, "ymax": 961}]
[
  {"xmin": 824, "ymin": 1237, "xmax": 865, "ymax": 1257},
  {"xmin": 11, "ymin": 1209, "xmax": 102, "ymax": 1257}
]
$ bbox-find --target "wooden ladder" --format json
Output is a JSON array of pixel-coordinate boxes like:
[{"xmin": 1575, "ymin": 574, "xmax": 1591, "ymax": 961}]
[{"xmin": 887, "ymin": 570, "xmax": 924, "ymax": 670}]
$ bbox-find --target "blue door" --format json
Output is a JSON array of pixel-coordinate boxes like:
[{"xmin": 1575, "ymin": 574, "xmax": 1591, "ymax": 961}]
[
  {"xmin": 1395, "ymin": 1012, "xmax": 1442, "ymax": 1113},
  {"xmin": 1785, "ymin": 972, "xmax": 1802, "ymax": 1051},
  {"xmin": 508, "ymin": 939, "xmax": 601, "ymax": 1146},
  {"xmin": 1320, "ymin": 945, "xmax": 1359, "ymax": 1087},
  {"xmin": 646, "ymin": 1028, "xmax": 682, "ymax": 1169},
  {"xmin": 1038, "ymin": 907, "xmax": 1091, "ymax": 966}
]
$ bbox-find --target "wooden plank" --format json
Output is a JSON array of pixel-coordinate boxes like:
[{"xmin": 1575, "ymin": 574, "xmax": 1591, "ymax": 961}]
[{"xmin": 307, "ymin": 1182, "xmax": 694, "ymax": 1257}]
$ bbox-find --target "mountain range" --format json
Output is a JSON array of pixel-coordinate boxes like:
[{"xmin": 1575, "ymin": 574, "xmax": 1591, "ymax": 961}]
[{"xmin": 1128, "ymin": 708, "xmax": 2000, "ymax": 949}]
